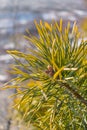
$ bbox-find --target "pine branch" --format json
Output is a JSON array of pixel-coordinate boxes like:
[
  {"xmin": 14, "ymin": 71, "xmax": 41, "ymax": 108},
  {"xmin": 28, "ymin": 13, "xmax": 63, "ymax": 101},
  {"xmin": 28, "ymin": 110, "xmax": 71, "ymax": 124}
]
[{"xmin": 61, "ymin": 82, "xmax": 87, "ymax": 106}]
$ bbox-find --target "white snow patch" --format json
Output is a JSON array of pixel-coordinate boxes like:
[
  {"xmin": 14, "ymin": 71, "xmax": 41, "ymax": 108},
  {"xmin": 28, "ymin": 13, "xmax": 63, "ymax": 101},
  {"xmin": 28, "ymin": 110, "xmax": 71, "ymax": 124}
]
[
  {"xmin": 4, "ymin": 43, "xmax": 15, "ymax": 49},
  {"xmin": 0, "ymin": 54, "xmax": 13, "ymax": 61},
  {"xmin": 42, "ymin": 11, "xmax": 57, "ymax": 20},
  {"xmin": 0, "ymin": 75, "xmax": 8, "ymax": 81},
  {"xmin": 73, "ymin": 10, "xmax": 87, "ymax": 16}
]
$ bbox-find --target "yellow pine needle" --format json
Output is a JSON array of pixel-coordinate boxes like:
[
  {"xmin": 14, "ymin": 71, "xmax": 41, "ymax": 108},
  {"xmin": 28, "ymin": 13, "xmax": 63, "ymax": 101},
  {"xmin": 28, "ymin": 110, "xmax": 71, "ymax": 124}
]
[
  {"xmin": 66, "ymin": 21, "xmax": 70, "ymax": 34},
  {"xmin": 53, "ymin": 66, "xmax": 65, "ymax": 79},
  {"xmin": 27, "ymin": 80, "xmax": 36, "ymax": 88},
  {"xmin": 45, "ymin": 22, "xmax": 52, "ymax": 32},
  {"xmin": 59, "ymin": 19, "xmax": 63, "ymax": 33}
]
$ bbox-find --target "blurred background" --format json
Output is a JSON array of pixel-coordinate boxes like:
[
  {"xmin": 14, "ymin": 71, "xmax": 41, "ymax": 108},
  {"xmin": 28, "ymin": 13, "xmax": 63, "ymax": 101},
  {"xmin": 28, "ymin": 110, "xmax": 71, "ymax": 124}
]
[{"xmin": 0, "ymin": 0, "xmax": 87, "ymax": 130}]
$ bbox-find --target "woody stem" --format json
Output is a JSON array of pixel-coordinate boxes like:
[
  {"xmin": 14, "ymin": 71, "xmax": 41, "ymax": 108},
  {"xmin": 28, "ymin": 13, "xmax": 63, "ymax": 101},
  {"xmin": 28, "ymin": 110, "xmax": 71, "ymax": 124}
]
[{"xmin": 61, "ymin": 82, "xmax": 87, "ymax": 106}]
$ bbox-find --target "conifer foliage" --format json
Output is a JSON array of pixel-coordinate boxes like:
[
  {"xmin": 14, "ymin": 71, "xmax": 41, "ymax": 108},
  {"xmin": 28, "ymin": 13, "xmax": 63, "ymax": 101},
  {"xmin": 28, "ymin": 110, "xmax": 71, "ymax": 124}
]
[{"xmin": 6, "ymin": 20, "xmax": 87, "ymax": 129}]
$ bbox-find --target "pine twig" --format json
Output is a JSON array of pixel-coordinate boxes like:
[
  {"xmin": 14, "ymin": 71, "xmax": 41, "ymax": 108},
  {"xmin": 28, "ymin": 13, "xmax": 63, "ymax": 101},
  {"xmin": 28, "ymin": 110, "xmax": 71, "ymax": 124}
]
[{"xmin": 61, "ymin": 82, "xmax": 87, "ymax": 106}]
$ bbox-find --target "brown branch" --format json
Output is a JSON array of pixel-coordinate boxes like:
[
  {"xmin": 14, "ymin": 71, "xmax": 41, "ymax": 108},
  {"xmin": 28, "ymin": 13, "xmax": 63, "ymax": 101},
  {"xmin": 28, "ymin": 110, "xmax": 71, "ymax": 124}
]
[{"xmin": 61, "ymin": 82, "xmax": 87, "ymax": 106}]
